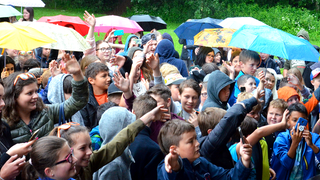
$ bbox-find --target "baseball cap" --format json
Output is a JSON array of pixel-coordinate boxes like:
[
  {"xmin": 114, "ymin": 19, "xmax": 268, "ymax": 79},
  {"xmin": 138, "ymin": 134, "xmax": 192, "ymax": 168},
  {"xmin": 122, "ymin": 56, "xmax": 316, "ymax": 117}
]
[
  {"xmin": 141, "ymin": 33, "xmax": 157, "ymax": 46},
  {"xmin": 311, "ymin": 68, "xmax": 320, "ymax": 81},
  {"xmin": 164, "ymin": 73, "xmax": 186, "ymax": 86}
]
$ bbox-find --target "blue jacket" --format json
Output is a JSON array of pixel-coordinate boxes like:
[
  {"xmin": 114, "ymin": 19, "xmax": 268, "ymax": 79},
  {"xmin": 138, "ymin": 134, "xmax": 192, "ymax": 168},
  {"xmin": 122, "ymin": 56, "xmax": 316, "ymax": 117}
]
[
  {"xmin": 271, "ymin": 129, "xmax": 320, "ymax": 180},
  {"xmin": 118, "ymin": 34, "xmax": 139, "ymax": 56},
  {"xmin": 157, "ymin": 157, "xmax": 252, "ymax": 180}
]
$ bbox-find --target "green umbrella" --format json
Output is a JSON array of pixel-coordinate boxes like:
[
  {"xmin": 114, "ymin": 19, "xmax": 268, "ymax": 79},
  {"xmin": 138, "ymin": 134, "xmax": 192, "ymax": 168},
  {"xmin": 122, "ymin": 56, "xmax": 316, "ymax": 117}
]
[{"xmin": 0, "ymin": 5, "xmax": 21, "ymax": 18}]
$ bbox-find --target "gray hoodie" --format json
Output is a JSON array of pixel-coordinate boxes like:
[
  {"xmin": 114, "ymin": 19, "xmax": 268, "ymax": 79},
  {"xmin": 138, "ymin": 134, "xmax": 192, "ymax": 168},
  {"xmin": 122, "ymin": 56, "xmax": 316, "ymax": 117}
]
[
  {"xmin": 93, "ymin": 107, "xmax": 135, "ymax": 180},
  {"xmin": 48, "ymin": 74, "xmax": 85, "ymax": 126}
]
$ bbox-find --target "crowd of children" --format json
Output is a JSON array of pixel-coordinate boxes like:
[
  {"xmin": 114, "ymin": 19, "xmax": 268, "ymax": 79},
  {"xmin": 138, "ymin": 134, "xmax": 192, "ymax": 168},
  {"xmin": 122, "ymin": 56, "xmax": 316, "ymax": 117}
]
[{"xmin": 1, "ymin": 9, "xmax": 320, "ymax": 180}]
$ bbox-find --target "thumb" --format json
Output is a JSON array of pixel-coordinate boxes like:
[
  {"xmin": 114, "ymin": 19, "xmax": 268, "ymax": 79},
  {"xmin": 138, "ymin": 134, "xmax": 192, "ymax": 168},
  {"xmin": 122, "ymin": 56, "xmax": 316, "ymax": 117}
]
[{"xmin": 6, "ymin": 154, "xmax": 18, "ymax": 163}]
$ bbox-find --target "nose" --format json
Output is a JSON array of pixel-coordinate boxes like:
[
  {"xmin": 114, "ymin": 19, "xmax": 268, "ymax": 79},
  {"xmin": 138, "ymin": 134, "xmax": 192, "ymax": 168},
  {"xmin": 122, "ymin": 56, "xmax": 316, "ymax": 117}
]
[
  {"xmin": 33, "ymin": 92, "xmax": 39, "ymax": 99},
  {"xmin": 272, "ymin": 114, "xmax": 276, "ymax": 119},
  {"xmin": 87, "ymin": 149, "xmax": 93, "ymax": 156},
  {"xmin": 0, "ymin": 99, "xmax": 5, "ymax": 108}
]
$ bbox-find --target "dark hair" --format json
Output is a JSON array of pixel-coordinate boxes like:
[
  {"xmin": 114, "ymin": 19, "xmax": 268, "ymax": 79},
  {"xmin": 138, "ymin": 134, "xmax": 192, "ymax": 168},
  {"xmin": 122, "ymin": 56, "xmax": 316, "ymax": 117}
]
[
  {"xmin": 22, "ymin": 136, "xmax": 67, "ymax": 179},
  {"xmin": 239, "ymin": 50, "xmax": 260, "ymax": 64},
  {"xmin": 3, "ymin": 72, "xmax": 46, "ymax": 127},
  {"xmin": 158, "ymin": 119, "xmax": 195, "ymax": 155},
  {"xmin": 133, "ymin": 93, "xmax": 157, "ymax": 119},
  {"xmin": 23, "ymin": 7, "xmax": 34, "ymax": 21},
  {"xmin": 201, "ymin": 63, "xmax": 219, "ymax": 75},
  {"xmin": 85, "ymin": 62, "xmax": 109, "ymax": 79},
  {"xmin": 0, "ymin": 56, "xmax": 16, "ymax": 78},
  {"xmin": 179, "ymin": 79, "xmax": 201, "ymax": 97},
  {"xmin": 0, "ymin": 80, "xmax": 4, "ymax": 135},
  {"xmin": 195, "ymin": 47, "xmax": 214, "ymax": 67},
  {"xmin": 147, "ymin": 84, "xmax": 171, "ymax": 102},
  {"xmin": 240, "ymin": 116, "xmax": 258, "ymax": 137},
  {"xmin": 50, "ymin": 124, "xmax": 88, "ymax": 147},
  {"xmin": 22, "ymin": 59, "xmax": 40, "ymax": 72},
  {"xmin": 287, "ymin": 103, "xmax": 308, "ymax": 118},
  {"xmin": 63, "ymin": 75, "xmax": 73, "ymax": 94},
  {"xmin": 198, "ymin": 107, "xmax": 226, "ymax": 136},
  {"xmin": 96, "ymin": 102, "xmax": 118, "ymax": 123},
  {"xmin": 279, "ymin": 77, "xmax": 290, "ymax": 89},
  {"xmin": 237, "ymin": 74, "xmax": 256, "ymax": 87}
]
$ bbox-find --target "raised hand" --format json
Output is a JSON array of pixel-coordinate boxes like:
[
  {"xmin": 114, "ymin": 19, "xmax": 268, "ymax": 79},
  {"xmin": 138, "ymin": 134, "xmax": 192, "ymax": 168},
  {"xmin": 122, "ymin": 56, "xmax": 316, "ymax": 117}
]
[
  {"xmin": 109, "ymin": 55, "xmax": 126, "ymax": 70},
  {"xmin": 188, "ymin": 111, "xmax": 198, "ymax": 127},
  {"xmin": 140, "ymin": 105, "xmax": 169, "ymax": 124},
  {"xmin": 281, "ymin": 109, "xmax": 289, "ymax": 128},
  {"xmin": 164, "ymin": 148, "xmax": 180, "ymax": 173},
  {"xmin": 7, "ymin": 140, "xmax": 35, "ymax": 157},
  {"xmin": 83, "ymin": 10, "xmax": 96, "ymax": 27},
  {"xmin": 1, "ymin": 67, "xmax": 9, "ymax": 79},
  {"xmin": 287, "ymin": 74, "xmax": 303, "ymax": 90},
  {"xmin": 146, "ymin": 53, "xmax": 160, "ymax": 71},
  {"xmin": 113, "ymin": 70, "xmax": 130, "ymax": 94},
  {"xmin": 239, "ymin": 136, "xmax": 252, "ymax": 168},
  {"xmin": 49, "ymin": 60, "xmax": 62, "ymax": 77},
  {"xmin": 290, "ymin": 125, "xmax": 303, "ymax": 146}
]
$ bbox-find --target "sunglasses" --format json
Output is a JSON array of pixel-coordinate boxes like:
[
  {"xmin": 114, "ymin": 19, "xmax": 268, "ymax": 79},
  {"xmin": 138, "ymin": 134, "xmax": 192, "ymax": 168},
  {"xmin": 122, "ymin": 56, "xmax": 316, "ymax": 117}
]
[
  {"xmin": 57, "ymin": 122, "xmax": 80, "ymax": 138},
  {"xmin": 54, "ymin": 148, "xmax": 74, "ymax": 166},
  {"xmin": 13, "ymin": 73, "xmax": 36, "ymax": 86},
  {"xmin": 19, "ymin": 51, "xmax": 33, "ymax": 56}
]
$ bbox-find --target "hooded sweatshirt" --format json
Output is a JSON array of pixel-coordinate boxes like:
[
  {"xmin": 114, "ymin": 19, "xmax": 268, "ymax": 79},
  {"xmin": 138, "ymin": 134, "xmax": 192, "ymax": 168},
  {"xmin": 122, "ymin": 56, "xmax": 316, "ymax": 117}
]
[
  {"xmin": 202, "ymin": 70, "xmax": 235, "ymax": 111},
  {"xmin": 118, "ymin": 34, "xmax": 139, "ymax": 56},
  {"xmin": 93, "ymin": 107, "xmax": 135, "ymax": 180},
  {"xmin": 47, "ymin": 74, "xmax": 85, "ymax": 126},
  {"xmin": 154, "ymin": 39, "xmax": 188, "ymax": 77}
]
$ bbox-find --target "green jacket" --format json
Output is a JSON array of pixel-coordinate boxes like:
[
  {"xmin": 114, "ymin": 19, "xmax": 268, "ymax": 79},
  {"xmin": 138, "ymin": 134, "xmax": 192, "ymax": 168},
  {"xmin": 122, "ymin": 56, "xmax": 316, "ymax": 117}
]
[
  {"xmin": 9, "ymin": 78, "xmax": 89, "ymax": 144},
  {"xmin": 74, "ymin": 119, "xmax": 145, "ymax": 180}
]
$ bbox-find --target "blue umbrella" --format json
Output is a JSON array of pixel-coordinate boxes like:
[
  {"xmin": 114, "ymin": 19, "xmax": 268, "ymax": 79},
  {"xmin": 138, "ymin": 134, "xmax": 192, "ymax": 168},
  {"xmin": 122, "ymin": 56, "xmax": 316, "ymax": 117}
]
[
  {"xmin": 174, "ymin": 17, "xmax": 223, "ymax": 40},
  {"xmin": 229, "ymin": 25, "xmax": 319, "ymax": 62}
]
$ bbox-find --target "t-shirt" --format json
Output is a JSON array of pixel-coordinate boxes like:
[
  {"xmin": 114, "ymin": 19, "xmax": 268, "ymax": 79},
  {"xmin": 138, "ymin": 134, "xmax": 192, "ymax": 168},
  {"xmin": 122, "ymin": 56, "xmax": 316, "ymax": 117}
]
[
  {"xmin": 284, "ymin": 59, "xmax": 306, "ymax": 75},
  {"xmin": 94, "ymin": 93, "xmax": 108, "ymax": 105}
]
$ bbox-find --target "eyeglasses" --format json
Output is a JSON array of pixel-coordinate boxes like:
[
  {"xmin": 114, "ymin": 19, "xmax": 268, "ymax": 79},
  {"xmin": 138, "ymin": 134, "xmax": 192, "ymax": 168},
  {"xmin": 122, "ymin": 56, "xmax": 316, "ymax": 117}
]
[
  {"xmin": 54, "ymin": 148, "xmax": 74, "ymax": 166},
  {"xmin": 13, "ymin": 73, "xmax": 36, "ymax": 86},
  {"xmin": 57, "ymin": 122, "xmax": 80, "ymax": 138},
  {"xmin": 206, "ymin": 54, "xmax": 215, "ymax": 58},
  {"xmin": 96, "ymin": 47, "xmax": 112, "ymax": 53},
  {"xmin": 19, "ymin": 51, "xmax": 33, "ymax": 56}
]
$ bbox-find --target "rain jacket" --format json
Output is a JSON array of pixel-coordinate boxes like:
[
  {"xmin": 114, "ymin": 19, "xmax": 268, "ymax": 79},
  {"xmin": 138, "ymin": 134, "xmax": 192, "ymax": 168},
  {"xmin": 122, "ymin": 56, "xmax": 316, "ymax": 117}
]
[
  {"xmin": 118, "ymin": 34, "xmax": 139, "ymax": 56},
  {"xmin": 93, "ymin": 107, "xmax": 135, "ymax": 180},
  {"xmin": 47, "ymin": 74, "xmax": 85, "ymax": 126},
  {"xmin": 199, "ymin": 97, "xmax": 258, "ymax": 169},
  {"xmin": 202, "ymin": 70, "xmax": 235, "ymax": 111},
  {"xmin": 154, "ymin": 39, "xmax": 188, "ymax": 77},
  {"xmin": 80, "ymin": 83, "xmax": 99, "ymax": 129},
  {"xmin": 271, "ymin": 129, "xmax": 320, "ymax": 180},
  {"xmin": 74, "ymin": 115, "xmax": 146, "ymax": 180},
  {"xmin": 9, "ymin": 79, "xmax": 88, "ymax": 144}
]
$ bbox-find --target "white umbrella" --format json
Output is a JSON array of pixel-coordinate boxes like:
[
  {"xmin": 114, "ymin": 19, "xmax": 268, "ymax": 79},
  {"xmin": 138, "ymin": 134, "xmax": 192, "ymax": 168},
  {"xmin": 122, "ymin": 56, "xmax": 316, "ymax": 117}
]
[
  {"xmin": 0, "ymin": 0, "xmax": 45, "ymax": 7},
  {"xmin": 219, "ymin": 17, "xmax": 266, "ymax": 29},
  {"xmin": 15, "ymin": 22, "xmax": 91, "ymax": 51},
  {"xmin": 0, "ymin": 5, "xmax": 21, "ymax": 18}
]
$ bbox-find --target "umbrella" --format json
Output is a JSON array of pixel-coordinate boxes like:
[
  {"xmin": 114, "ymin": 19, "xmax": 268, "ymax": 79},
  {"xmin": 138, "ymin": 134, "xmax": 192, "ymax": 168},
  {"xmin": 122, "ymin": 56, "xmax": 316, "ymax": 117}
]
[
  {"xmin": 174, "ymin": 17, "xmax": 223, "ymax": 40},
  {"xmin": 16, "ymin": 22, "xmax": 91, "ymax": 51},
  {"xmin": 37, "ymin": 15, "xmax": 89, "ymax": 36},
  {"xmin": 129, "ymin": 14, "xmax": 166, "ymax": 31},
  {"xmin": 194, "ymin": 28, "xmax": 236, "ymax": 47},
  {"xmin": 0, "ymin": 5, "xmax": 21, "ymax": 18},
  {"xmin": 0, "ymin": 0, "xmax": 45, "ymax": 7},
  {"xmin": 0, "ymin": 22, "xmax": 55, "ymax": 51},
  {"xmin": 95, "ymin": 15, "xmax": 143, "ymax": 34},
  {"xmin": 228, "ymin": 25, "xmax": 320, "ymax": 62},
  {"xmin": 219, "ymin": 17, "xmax": 266, "ymax": 29}
]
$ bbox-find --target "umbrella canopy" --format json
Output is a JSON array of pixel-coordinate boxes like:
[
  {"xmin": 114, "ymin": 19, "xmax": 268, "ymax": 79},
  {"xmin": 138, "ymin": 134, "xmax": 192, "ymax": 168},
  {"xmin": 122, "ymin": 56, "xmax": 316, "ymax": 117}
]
[
  {"xmin": 16, "ymin": 22, "xmax": 91, "ymax": 51},
  {"xmin": 37, "ymin": 15, "xmax": 89, "ymax": 36},
  {"xmin": 0, "ymin": 22, "xmax": 55, "ymax": 51},
  {"xmin": 129, "ymin": 14, "xmax": 166, "ymax": 31},
  {"xmin": 194, "ymin": 28, "xmax": 236, "ymax": 47},
  {"xmin": 219, "ymin": 17, "xmax": 266, "ymax": 29},
  {"xmin": 0, "ymin": 0, "xmax": 45, "ymax": 7},
  {"xmin": 0, "ymin": 5, "xmax": 21, "ymax": 17},
  {"xmin": 95, "ymin": 15, "xmax": 143, "ymax": 34},
  {"xmin": 174, "ymin": 18, "xmax": 223, "ymax": 40},
  {"xmin": 228, "ymin": 25, "xmax": 320, "ymax": 62}
]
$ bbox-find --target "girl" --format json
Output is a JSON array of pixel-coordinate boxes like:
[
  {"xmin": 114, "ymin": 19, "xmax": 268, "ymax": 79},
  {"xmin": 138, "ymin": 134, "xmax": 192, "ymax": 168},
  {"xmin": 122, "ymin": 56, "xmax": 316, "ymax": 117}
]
[
  {"xmin": 0, "ymin": 56, "xmax": 16, "ymax": 79},
  {"xmin": 19, "ymin": 7, "xmax": 35, "ymax": 22},
  {"xmin": 23, "ymin": 136, "xmax": 77, "ymax": 180},
  {"xmin": 194, "ymin": 47, "xmax": 215, "ymax": 67},
  {"xmin": 50, "ymin": 105, "xmax": 167, "ymax": 180},
  {"xmin": 2, "ymin": 55, "xmax": 88, "ymax": 143}
]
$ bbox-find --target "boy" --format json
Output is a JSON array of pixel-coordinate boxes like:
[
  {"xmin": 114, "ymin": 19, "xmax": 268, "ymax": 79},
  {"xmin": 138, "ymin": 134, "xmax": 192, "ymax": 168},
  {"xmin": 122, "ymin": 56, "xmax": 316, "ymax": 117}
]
[
  {"xmin": 229, "ymin": 50, "xmax": 260, "ymax": 106},
  {"xmin": 202, "ymin": 70, "xmax": 235, "ymax": 111},
  {"xmin": 157, "ymin": 120, "xmax": 253, "ymax": 180},
  {"xmin": 80, "ymin": 62, "xmax": 111, "ymax": 129},
  {"xmin": 237, "ymin": 75, "xmax": 257, "ymax": 93},
  {"xmin": 272, "ymin": 103, "xmax": 320, "ymax": 180},
  {"xmin": 107, "ymin": 82, "xmax": 123, "ymax": 105}
]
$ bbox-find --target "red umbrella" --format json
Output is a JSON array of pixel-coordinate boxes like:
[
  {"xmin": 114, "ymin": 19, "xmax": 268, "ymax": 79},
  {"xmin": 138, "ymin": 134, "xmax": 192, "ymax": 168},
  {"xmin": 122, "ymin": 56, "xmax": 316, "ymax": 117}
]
[{"xmin": 38, "ymin": 15, "xmax": 89, "ymax": 36}]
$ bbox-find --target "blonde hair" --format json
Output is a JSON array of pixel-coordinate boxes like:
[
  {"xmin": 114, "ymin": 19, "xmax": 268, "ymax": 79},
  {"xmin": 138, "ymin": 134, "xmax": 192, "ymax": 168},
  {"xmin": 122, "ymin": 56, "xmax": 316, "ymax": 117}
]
[
  {"xmin": 198, "ymin": 107, "xmax": 226, "ymax": 136},
  {"xmin": 237, "ymin": 92, "xmax": 262, "ymax": 112},
  {"xmin": 287, "ymin": 68, "xmax": 304, "ymax": 85},
  {"xmin": 160, "ymin": 63, "xmax": 180, "ymax": 78},
  {"xmin": 269, "ymin": 99, "xmax": 288, "ymax": 113},
  {"xmin": 41, "ymin": 70, "xmax": 51, "ymax": 87}
]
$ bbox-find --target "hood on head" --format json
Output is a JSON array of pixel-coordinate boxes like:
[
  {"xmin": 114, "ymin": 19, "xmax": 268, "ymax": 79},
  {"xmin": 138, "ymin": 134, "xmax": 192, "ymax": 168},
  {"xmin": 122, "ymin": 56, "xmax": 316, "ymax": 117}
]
[
  {"xmin": 48, "ymin": 74, "xmax": 71, "ymax": 104},
  {"xmin": 155, "ymin": 39, "xmax": 175, "ymax": 59},
  {"xmin": 277, "ymin": 86, "xmax": 300, "ymax": 102}
]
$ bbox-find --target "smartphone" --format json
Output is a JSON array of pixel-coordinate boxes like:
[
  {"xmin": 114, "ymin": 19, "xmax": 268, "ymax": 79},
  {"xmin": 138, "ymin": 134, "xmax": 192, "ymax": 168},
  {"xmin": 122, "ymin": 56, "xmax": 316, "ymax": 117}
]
[
  {"xmin": 134, "ymin": 39, "xmax": 142, "ymax": 45},
  {"xmin": 238, "ymin": 127, "xmax": 246, "ymax": 144},
  {"xmin": 114, "ymin": 30, "xmax": 124, "ymax": 36},
  {"xmin": 240, "ymin": 87, "xmax": 246, "ymax": 92},
  {"xmin": 29, "ymin": 129, "xmax": 40, "ymax": 141},
  {"xmin": 295, "ymin": 117, "xmax": 308, "ymax": 132}
]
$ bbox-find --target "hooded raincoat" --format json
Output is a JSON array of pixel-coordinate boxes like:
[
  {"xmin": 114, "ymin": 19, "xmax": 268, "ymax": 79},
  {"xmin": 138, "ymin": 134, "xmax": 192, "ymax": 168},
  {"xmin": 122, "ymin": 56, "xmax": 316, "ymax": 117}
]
[{"xmin": 117, "ymin": 34, "xmax": 139, "ymax": 56}]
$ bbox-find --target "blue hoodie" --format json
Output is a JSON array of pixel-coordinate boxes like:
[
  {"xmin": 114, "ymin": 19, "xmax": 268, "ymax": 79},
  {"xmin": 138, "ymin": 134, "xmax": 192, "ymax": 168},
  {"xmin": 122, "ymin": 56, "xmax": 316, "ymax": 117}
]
[
  {"xmin": 117, "ymin": 34, "xmax": 139, "ymax": 56},
  {"xmin": 154, "ymin": 39, "xmax": 188, "ymax": 77}
]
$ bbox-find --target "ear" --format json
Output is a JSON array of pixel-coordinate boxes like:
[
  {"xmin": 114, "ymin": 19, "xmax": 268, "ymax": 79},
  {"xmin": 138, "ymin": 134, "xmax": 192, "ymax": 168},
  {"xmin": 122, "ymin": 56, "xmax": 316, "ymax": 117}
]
[
  {"xmin": 166, "ymin": 98, "xmax": 171, "ymax": 109},
  {"xmin": 87, "ymin": 77, "xmax": 95, "ymax": 85},
  {"xmin": 44, "ymin": 167, "xmax": 54, "ymax": 178},
  {"xmin": 239, "ymin": 61, "xmax": 244, "ymax": 68},
  {"xmin": 311, "ymin": 80, "xmax": 315, "ymax": 86},
  {"xmin": 132, "ymin": 109, "xmax": 135, "ymax": 115},
  {"xmin": 207, "ymin": 129, "xmax": 212, "ymax": 135},
  {"xmin": 169, "ymin": 145, "xmax": 179, "ymax": 155}
]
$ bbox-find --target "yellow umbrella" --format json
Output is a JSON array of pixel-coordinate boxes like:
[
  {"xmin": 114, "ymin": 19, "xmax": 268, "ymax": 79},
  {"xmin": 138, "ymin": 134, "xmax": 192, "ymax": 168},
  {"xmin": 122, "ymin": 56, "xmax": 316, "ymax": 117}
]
[
  {"xmin": 194, "ymin": 28, "xmax": 236, "ymax": 48},
  {"xmin": 0, "ymin": 22, "xmax": 56, "ymax": 51}
]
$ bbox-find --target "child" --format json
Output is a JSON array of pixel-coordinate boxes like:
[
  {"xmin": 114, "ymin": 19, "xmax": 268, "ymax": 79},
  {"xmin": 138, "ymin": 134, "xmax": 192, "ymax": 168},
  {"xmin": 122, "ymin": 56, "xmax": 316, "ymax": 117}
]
[
  {"xmin": 237, "ymin": 75, "xmax": 257, "ymax": 93},
  {"xmin": 3, "ymin": 54, "xmax": 88, "ymax": 144},
  {"xmin": 272, "ymin": 103, "xmax": 320, "ymax": 180},
  {"xmin": 229, "ymin": 50, "xmax": 260, "ymax": 106},
  {"xmin": 50, "ymin": 104, "xmax": 167, "ymax": 180},
  {"xmin": 202, "ymin": 70, "xmax": 235, "ymax": 111},
  {"xmin": 80, "ymin": 62, "xmax": 111, "ymax": 129},
  {"xmin": 157, "ymin": 120, "xmax": 253, "ymax": 180},
  {"xmin": 23, "ymin": 136, "xmax": 77, "ymax": 180},
  {"xmin": 199, "ymin": 82, "xmax": 207, "ymax": 111},
  {"xmin": 107, "ymin": 82, "xmax": 123, "ymax": 105}
]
